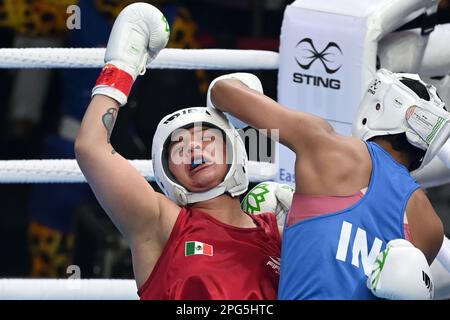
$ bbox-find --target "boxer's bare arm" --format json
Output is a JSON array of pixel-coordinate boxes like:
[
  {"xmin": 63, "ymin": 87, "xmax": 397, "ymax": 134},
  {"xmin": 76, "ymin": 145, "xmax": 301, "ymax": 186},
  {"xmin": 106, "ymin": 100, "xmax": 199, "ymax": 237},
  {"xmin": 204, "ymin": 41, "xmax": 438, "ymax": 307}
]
[
  {"xmin": 76, "ymin": 3, "xmax": 176, "ymax": 257},
  {"xmin": 76, "ymin": 95, "xmax": 180, "ymax": 288},
  {"xmin": 406, "ymin": 188, "xmax": 444, "ymax": 264},
  {"xmin": 211, "ymin": 79, "xmax": 335, "ymax": 152},
  {"xmin": 75, "ymin": 95, "xmax": 180, "ymax": 247},
  {"xmin": 211, "ymin": 79, "xmax": 371, "ymax": 194}
]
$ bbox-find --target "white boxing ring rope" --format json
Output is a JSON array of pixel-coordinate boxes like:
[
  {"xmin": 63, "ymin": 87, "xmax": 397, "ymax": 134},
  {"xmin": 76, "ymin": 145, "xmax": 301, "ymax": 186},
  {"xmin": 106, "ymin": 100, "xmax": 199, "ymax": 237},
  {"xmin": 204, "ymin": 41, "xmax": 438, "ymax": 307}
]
[
  {"xmin": 0, "ymin": 48, "xmax": 279, "ymax": 70},
  {"xmin": 0, "ymin": 159, "xmax": 277, "ymax": 183},
  {"xmin": 0, "ymin": 279, "xmax": 139, "ymax": 300}
]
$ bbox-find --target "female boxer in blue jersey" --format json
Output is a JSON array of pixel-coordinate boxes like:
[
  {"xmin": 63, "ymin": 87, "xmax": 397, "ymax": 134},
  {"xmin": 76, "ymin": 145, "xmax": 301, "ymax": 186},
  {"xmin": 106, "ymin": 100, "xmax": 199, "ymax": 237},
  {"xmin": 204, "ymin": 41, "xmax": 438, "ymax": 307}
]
[
  {"xmin": 75, "ymin": 3, "xmax": 281, "ymax": 300},
  {"xmin": 209, "ymin": 70, "xmax": 448, "ymax": 300}
]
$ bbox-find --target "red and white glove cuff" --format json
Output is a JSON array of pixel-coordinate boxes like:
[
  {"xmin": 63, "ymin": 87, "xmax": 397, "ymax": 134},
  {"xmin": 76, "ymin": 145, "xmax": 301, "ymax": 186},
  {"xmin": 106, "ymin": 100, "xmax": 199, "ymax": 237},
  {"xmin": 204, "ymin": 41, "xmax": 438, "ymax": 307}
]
[{"xmin": 92, "ymin": 64, "xmax": 134, "ymax": 106}]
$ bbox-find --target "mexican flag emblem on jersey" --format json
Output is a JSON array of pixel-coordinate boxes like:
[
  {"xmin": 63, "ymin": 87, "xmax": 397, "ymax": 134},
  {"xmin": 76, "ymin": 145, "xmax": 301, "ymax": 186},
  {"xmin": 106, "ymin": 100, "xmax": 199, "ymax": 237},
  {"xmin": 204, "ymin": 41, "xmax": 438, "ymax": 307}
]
[{"xmin": 185, "ymin": 241, "xmax": 213, "ymax": 256}]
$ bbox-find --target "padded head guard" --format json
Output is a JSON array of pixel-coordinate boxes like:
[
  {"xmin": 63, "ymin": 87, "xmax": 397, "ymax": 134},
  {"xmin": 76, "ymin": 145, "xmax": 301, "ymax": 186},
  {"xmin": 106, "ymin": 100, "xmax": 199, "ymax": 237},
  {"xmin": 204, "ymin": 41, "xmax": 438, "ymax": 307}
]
[
  {"xmin": 152, "ymin": 107, "xmax": 248, "ymax": 206},
  {"xmin": 352, "ymin": 68, "xmax": 447, "ymax": 170}
]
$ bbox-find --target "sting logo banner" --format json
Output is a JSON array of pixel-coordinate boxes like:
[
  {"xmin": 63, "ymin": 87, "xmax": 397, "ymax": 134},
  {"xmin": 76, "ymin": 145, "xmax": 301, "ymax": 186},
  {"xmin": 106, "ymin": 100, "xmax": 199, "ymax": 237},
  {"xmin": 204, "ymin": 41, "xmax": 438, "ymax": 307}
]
[
  {"xmin": 295, "ymin": 38, "xmax": 343, "ymax": 74},
  {"xmin": 292, "ymin": 37, "xmax": 343, "ymax": 90}
]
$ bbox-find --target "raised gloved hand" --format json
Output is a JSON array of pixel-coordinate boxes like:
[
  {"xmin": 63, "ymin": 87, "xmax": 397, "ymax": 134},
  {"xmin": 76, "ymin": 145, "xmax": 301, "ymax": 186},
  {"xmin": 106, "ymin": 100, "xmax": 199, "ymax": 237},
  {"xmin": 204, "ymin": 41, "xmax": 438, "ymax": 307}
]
[
  {"xmin": 405, "ymin": 104, "xmax": 450, "ymax": 167},
  {"xmin": 92, "ymin": 2, "xmax": 170, "ymax": 106},
  {"xmin": 368, "ymin": 239, "xmax": 434, "ymax": 300},
  {"xmin": 241, "ymin": 181, "xmax": 294, "ymax": 227},
  {"xmin": 206, "ymin": 72, "xmax": 264, "ymax": 129}
]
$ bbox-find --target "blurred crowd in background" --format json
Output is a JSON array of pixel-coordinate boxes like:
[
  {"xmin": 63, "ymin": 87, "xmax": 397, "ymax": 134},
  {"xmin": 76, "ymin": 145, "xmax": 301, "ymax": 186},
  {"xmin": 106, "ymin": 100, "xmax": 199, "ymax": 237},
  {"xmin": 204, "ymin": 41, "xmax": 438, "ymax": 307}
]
[{"xmin": 0, "ymin": 0, "xmax": 449, "ymax": 281}]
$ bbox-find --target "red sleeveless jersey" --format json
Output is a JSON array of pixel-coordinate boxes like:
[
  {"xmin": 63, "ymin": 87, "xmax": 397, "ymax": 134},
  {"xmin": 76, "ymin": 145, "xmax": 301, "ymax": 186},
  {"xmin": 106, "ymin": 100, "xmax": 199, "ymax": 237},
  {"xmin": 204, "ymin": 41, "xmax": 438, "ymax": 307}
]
[{"xmin": 138, "ymin": 207, "xmax": 281, "ymax": 300}]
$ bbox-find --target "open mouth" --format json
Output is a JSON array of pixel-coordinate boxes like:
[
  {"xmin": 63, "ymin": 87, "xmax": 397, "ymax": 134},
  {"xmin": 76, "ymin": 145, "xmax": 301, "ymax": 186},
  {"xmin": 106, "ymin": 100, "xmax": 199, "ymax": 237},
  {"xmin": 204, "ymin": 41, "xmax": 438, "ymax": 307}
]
[{"xmin": 189, "ymin": 157, "xmax": 212, "ymax": 174}]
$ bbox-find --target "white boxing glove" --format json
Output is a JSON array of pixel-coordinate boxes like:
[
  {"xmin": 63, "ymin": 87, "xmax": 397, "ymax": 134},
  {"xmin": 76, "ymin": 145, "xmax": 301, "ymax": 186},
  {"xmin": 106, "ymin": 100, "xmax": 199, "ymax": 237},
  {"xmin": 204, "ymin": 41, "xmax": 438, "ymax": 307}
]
[
  {"xmin": 92, "ymin": 3, "xmax": 170, "ymax": 106},
  {"xmin": 206, "ymin": 72, "xmax": 263, "ymax": 129},
  {"xmin": 368, "ymin": 239, "xmax": 434, "ymax": 300},
  {"xmin": 437, "ymin": 136, "xmax": 450, "ymax": 170},
  {"xmin": 241, "ymin": 181, "xmax": 294, "ymax": 227},
  {"xmin": 405, "ymin": 105, "xmax": 450, "ymax": 168},
  {"xmin": 436, "ymin": 236, "xmax": 450, "ymax": 274}
]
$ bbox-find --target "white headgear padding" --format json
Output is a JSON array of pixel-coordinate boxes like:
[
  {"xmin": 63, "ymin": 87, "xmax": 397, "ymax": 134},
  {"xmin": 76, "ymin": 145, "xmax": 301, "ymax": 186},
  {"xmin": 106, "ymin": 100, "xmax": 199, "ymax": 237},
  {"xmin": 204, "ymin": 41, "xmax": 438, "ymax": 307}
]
[
  {"xmin": 152, "ymin": 107, "xmax": 249, "ymax": 206},
  {"xmin": 352, "ymin": 68, "xmax": 449, "ymax": 171}
]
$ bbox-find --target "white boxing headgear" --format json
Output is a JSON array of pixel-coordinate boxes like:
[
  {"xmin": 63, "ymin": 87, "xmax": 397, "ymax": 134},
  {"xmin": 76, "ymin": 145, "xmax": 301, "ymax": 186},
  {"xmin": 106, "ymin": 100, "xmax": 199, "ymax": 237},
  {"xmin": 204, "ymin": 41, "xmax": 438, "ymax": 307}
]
[
  {"xmin": 152, "ymin": 107, "xmax": 249, "ymax": 206},
  {"xmin": 352, "ymin": 68, "xmax": 447, "ymax": 170}
]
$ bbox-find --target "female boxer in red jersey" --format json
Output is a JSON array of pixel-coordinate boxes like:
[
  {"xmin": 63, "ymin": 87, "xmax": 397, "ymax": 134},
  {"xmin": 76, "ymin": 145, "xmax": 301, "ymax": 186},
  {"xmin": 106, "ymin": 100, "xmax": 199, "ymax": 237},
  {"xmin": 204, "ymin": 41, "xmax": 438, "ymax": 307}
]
[{"xmin": 75, "ymin": 3, "xmax": 280, "ymax": 299}]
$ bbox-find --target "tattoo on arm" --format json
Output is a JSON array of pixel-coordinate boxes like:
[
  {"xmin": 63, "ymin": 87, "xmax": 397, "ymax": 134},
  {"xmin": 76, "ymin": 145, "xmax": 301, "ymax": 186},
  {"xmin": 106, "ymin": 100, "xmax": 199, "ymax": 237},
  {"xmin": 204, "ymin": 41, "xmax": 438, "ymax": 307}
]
[{"xmin": 102, "ymin": 107, "xmax": 118, "ymax": 154}]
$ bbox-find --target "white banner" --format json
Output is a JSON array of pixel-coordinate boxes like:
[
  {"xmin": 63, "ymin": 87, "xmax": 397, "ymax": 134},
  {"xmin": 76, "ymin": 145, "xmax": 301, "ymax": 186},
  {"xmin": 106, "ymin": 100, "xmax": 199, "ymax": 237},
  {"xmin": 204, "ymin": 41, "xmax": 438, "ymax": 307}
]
[
  {"xmin": 278, "ymin": 7, "xmax": 367, "ymax": 126},
  {"xmin": 276, "ymin": 4, "xmax": 368, "ymax": 184}
]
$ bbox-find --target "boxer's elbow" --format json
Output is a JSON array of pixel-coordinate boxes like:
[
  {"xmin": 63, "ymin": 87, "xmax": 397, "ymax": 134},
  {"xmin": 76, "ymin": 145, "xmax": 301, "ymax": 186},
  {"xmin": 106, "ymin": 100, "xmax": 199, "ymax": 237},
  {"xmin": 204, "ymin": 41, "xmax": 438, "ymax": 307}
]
[
  {"xmin": 74, "ymin": 133, "xmax": 103, "ymax": 163},
  {"xmin": 75, "ymin": 121, "xmax": 112, "ymax": 159},
  {"xmin": 210, "ymin": 79, "xmax": 229, "ymax": 112},
  {"xmin": 74, "ymin": 136, "xmax": 91, "ymax": 163},
  {"xmin": 210, "ymin": 79, "xmax": 246, "ymax": 113}
]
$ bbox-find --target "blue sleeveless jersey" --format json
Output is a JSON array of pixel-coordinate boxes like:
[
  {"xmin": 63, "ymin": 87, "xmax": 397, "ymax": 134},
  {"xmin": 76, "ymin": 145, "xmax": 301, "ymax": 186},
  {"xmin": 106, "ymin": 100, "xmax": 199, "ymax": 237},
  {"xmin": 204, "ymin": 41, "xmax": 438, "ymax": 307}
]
[{"xmin": 278, "ymin": 141, "xmax": 420, "ymax": 299}]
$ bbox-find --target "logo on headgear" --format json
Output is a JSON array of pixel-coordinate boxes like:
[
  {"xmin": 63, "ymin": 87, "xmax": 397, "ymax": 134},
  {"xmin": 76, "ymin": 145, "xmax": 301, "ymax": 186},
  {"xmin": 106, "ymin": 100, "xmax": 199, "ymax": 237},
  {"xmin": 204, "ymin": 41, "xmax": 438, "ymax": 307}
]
[
  {"xmin": 368, "ymin": 79, "xmax": 381, "ymax": 95},
  {"xmin": 294, "ymin": 38, "xmax": 343, "ymax": 74},
  {"xmin": 163, "ymin": 108, "xmax": 211, "ymax": 124}
]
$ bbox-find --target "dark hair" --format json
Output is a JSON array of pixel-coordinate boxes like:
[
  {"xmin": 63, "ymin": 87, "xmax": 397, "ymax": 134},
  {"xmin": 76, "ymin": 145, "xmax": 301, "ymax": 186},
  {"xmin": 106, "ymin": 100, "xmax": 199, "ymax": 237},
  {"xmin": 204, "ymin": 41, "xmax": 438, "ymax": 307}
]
[
  {"xmin": 369, "ymin": 133, "xmax": 425, "ymax": 171},
  {"xmin": 399, "ymin": 77, "xmax": 430, "ymax": 101},
  {"xmin": 371, "ymin": 77, "xmax": 429, "ymax": 171}
]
